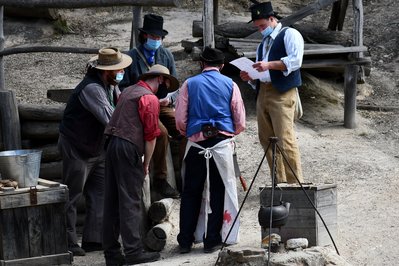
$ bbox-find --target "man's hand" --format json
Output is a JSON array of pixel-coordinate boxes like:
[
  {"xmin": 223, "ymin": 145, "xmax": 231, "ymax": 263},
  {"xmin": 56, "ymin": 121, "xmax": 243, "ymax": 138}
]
[
  {"xmin": 143, "ymin": 162, "xmax": 150, "ymax": 175},
  {"xmin": 253, "ymin": 61, "xmax": 270, "ymax": 72},
  {"xmin": 159, "ymin": 97, "xmax": 170, "ymax": 107},
  {"xmin": 240, "ymin": 71, "xmax": 252, "ymax": 82}
]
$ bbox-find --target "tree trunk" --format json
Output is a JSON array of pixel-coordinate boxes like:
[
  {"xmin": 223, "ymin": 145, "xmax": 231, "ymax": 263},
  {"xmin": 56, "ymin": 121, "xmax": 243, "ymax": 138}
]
[{"xmin": 18, "ymin": 103, "xmax": 65, "ymax": 121}]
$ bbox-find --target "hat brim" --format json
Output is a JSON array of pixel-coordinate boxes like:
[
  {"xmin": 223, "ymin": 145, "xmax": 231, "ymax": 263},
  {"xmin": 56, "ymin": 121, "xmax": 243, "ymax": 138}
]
[
  {"xmin": 247, "ymin": 12, "xmax": 282, "ymax": 23},
  {"xmin": 89, "ymin": 53, "xmax": 132, "ymax": 70},
  {"xmin": 139, "ymin": 28, "xmax": 169, "ymax": 37},
  {"xmin": 139, "ymin": 72, "xmax": 179, "ymax": 92}
]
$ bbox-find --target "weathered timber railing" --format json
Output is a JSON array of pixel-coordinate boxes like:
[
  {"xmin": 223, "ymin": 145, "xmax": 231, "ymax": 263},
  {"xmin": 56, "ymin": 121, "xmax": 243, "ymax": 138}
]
[{"xmin": 0, "ymin": 0, "xmax": 180, "ymax": 150}]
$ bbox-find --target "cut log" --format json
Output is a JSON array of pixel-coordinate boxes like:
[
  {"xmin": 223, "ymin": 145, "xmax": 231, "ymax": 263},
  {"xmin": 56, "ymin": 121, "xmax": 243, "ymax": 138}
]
[
  {"xmin": 38, "ymin": 143, "xmax": 62, "ymax": 163},
  {"xmin": 192, "ymin": 20, "xmax": 257, "ymax": 38},
  {"xmin": 148, "ymin": 198, "xmax": 174, "ymax": 223},
  {"xmin": 18, "ymin": 103, "xmax": 65, "ymax": 121},
  {"xmin": 144, "ymin": 222, "xmax": 173, "ymax": 252},
  {"xmin": 47, "ymin": 89, "xmax": 73, "ymax": 103},
  {"xmin": 40, "ymin": 160, "xmax": 63, "ymax": 181},
  {"xmin": 21, "ymin": 121, "xmax": 60, "ymax": 140},
  {"xmin": 0, "ymin": 0, "xmax": 180, "ymax": 8}
]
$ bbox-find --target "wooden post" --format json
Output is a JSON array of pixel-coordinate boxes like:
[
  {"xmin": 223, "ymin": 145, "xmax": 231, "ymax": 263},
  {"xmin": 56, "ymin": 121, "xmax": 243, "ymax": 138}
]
[
  {"xmin": 203, "ymin": 0, "xmax": 215, "ymax": 48},
  {"xmin": 337, "ymin": 0, "xmax": 348, "ymax": 31},
  {"xmin": 130, "ymin": 6, "xmax": 142, "ymax": 49},
  {"xmin": 213, "ymin": 0, "xmax": 219, "ymax": 25},
  {"xmin": 344, "ymin": 65, "xmax": 358, "ymax": 128},
  {"xmin": 352, "ymin": 0, "xmax": 364, "ymax": 57},
  {"xmin": 0, "ymin": 91, "xmax": 22, "ymax": 149},
  {"xmin": 0, "ymin": 6, "xmax": 4, "ymax": 90}
]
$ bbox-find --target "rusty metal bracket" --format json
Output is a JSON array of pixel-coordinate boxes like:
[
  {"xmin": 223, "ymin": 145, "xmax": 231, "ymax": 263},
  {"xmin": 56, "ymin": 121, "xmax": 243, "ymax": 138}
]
[{"xmin": 29, "ymin": 186, "xmax": 38, "ymax": 205}]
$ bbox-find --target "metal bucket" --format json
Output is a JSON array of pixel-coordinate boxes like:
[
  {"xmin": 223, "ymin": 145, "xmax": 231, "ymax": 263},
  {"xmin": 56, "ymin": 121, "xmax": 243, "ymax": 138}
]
[{"xmin": 0, "ymin": 149, "xmax": 42, "ymax": 188}]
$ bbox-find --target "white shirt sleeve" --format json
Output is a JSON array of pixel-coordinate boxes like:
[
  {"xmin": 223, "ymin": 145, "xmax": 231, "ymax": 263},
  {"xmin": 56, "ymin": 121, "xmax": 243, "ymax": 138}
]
[{"xmin": 280, "ymin": 28, "xmax": 304, "ymax": 76}]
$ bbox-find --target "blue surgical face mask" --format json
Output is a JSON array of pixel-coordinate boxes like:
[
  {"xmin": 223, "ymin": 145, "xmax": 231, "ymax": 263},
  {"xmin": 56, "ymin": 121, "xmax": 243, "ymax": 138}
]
[
  {"xmin": 145, "ymin": 38, "xmax": 162, "ymax": 51},
  {"xmin": 115, "ymin": 72, "xmax": 124, "ymax": 83},
  {"xmin": 261, "ymin": 26, "xmax": 273, "ymax": 38}
]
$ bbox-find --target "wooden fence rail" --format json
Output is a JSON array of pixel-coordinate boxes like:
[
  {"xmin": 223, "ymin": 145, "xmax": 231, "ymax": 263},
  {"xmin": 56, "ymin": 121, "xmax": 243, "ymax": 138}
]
[{"xmin": 0, "ymin": 0, "xmax": 180, "ymax": 8}]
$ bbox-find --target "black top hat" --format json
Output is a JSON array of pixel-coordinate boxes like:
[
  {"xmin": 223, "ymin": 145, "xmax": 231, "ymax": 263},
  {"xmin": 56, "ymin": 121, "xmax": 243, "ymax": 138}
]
[
  {"xmin": 249, "ymin": 1, "xmax": 281, "ymax": 23},
  {"xmin": 200, "ymin": 47, "xmax": 225, "ymax": 64},
  {"xmin": 139, "ymin": 14, "xmax": 168, "ymax": 37}
]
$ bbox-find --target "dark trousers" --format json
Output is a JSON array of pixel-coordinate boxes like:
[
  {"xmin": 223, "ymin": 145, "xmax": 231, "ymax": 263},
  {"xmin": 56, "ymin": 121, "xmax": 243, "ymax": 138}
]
[
  {"xmin": 152, "ymin": 106, "xmax": 180, "ymax": 179},
  {"xmin": 58, "ymin": 134, "xmax": 105, "ymax": 246},
  {"xmin": 103, "ymin": 137, "xmax": 145, "ymax": 257},
  {"xmin": 177, "ymin": 137, "xmax": 225, "ymax": 249}
]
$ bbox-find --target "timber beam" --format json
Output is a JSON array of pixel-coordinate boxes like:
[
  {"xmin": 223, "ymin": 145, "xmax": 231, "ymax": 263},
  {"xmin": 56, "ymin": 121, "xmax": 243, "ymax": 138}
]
[{"xmin": 0, "ymin": 0, "xmax": 180, "ymax": 8}]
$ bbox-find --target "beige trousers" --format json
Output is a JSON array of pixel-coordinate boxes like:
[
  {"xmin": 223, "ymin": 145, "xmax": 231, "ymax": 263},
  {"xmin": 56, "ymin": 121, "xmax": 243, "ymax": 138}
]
[{"xmin": 256, "ymin": 83, "xmax": 303, "ymax": 184}]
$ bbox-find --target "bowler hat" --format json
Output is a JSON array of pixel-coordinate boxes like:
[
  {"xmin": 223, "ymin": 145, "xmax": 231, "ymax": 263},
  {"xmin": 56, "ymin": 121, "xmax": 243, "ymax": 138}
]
[
  {"xmin": 200, "ymin": 47, "xmax": 225, "ymax": 64},
  {"xmin": 88, "ymin": 47, "xmax": 132, "ymax": 70},
  {"xmin": 138, "ymin": 64, "xmax": 179, "ymax": 92},
  {"xmin": 249, "ymin": 1, "xmax": 281, "ymax": 23},
  {"xmin": 139, "ymin": 14, "xmax": 168, "ymax": 37}
]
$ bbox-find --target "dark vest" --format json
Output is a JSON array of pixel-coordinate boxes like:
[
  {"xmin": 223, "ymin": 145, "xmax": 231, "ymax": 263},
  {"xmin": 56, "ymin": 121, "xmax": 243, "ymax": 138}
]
[
  {"xmin": 104, "ymin": 84, "xmax": 152, "ymax": 156},
  {"xmin": 268, "ymin": 28, "xmax": 302, "ymax": 93},
  {"xmin": 59, "ymin": 74, "xmax": 106, "ymax": 158},
  {"xmin": 186, "ymin": 70, "xmax": 234, "ymax": 137}
]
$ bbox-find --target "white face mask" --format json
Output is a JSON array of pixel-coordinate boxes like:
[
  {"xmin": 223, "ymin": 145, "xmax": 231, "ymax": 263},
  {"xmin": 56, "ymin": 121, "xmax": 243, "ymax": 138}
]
[
  {"xmin": 261, "ymin": 26, "xmax": 273, "ymax": 38},
  {"xmin": 114, "ymin": 72, "xmax": 124, "ymax": 83}
]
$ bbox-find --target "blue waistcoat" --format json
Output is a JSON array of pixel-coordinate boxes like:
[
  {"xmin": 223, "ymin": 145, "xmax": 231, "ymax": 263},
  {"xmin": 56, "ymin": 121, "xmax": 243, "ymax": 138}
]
[
  {"xmin": 268, "ymin": 28, "xmax": 302, "ymax": 93},
  {"xmin": 186, "ymin": 70, "xmax": 235, "ymax": 137}
]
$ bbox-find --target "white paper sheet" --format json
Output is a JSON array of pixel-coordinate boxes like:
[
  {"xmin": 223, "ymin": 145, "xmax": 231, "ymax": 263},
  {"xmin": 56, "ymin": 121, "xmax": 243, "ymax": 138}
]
[{"xmin": 229, "ymin": 57, "xmax": 264, "ymax": 80}]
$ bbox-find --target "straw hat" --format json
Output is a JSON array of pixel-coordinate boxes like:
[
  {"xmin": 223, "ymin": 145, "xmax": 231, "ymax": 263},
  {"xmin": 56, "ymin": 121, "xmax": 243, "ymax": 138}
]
[
  {"xmin": 138, "ymin": 64, "xmax": 179, "ymax": 92},
  {"xmin": 89, "ymin": 47, "xmax": 132, "ymax": 70}
]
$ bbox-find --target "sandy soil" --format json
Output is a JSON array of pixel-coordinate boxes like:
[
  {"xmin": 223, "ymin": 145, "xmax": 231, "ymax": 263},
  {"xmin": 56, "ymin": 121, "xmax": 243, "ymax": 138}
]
[{"xmin": 2, "ymin": 1, "xmax": 398, "ymax": 265}]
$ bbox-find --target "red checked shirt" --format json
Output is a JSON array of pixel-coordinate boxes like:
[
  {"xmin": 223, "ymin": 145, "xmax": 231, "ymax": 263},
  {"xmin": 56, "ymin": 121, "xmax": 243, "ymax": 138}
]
[{"xmin": 136, "ymin": 80, "xmax": 161, "ymax": 141}]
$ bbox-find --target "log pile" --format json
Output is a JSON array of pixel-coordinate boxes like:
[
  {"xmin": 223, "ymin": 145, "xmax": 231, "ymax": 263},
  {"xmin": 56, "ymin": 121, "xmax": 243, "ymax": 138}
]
[
  {"xmin": 144, "ymin": 198, "xmax": 175, "ymax": 251},
  {"xmin": 18, "ymin": 103, "xmax": 65, "ymax": 182}
]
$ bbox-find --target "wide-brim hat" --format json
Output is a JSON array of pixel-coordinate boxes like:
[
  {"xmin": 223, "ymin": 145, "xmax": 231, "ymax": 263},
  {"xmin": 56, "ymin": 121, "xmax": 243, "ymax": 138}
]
[
  {"xmin": 248, "ymin": 1, "xmax": 282, "ymax": 23},
  {"xmin": 200, "ymin": 46, "xmax": 225, "ymax": 64},
  {"xmin": 89, "ymin": 47, "xmax": 132, "ymax": 70},
  {"xmin": 139, "ymin": 14, "xmax": 168, "ymax": 37},
  {"xmin": 138, "ymin": 64, "xmax": 179, "ymax": 92}
]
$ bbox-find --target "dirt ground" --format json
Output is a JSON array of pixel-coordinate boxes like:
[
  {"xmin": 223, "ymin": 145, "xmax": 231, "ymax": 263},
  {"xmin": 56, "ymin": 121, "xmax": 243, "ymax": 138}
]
[{"xmin": 2, "ymin": 1, "xmax": 398, "ymax": 265}]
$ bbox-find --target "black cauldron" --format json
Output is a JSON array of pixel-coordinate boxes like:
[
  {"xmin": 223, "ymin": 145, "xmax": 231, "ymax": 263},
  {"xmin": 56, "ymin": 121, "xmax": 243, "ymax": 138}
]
[{"xmin": 258, "ymin": 201, "xmax": 290, "ymax": 228}]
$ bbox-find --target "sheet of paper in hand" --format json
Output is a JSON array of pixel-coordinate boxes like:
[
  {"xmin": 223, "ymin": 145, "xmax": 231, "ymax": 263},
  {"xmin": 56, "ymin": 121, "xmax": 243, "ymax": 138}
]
[{"xmin": 229, "ymin": 57, "xmax": 264, "ymax": 80}]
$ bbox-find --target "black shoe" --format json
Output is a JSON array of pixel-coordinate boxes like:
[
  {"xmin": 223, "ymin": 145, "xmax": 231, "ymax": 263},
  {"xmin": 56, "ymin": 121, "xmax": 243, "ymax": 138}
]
[
  {"xmin": 68, "ymin": 243, "xmax": 86, "ymax": 256},
  {"xmin": 179, "ymin": 246, "xmax": 192, "ymax": 254},
  {"xmin": 82, "ymin": 241, "xmax": 103, "ymax": 252},
  {"xmin": 154, "ymin": 179, "xmax": 180, "ymax": 199},
  {"xmin": 125, "ymin": 251, "xmax": 160, "ymax": 265},
  {"xmin": 105, "ymin": 253, "xmax": 125, "ymax": 266},
  {"xmin": 204, "ymin": 243, "xmax": 223, "ymax": 253}
]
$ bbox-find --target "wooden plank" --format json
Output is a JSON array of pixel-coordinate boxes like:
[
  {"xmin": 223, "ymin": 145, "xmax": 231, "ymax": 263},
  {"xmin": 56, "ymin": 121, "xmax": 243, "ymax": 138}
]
[
  {"xmin": 0, "ymin": 208, "xmax": 30, "ymax": 260},
  {"xmin": 0, "ymin": 253, "xmax": 71, "ymax": 265},
  {"xmin": 18, "ymin": 104, "xmax": 65, "ymax": 121},
  {"xmin": 260, "ymin": 184, "xmax": 337, "ymax": 209},
  {"xmin": 50, "ymin": 203, "xmax": 68, "ymax": 254},
  {"xmin": 0, "ymin": 187, "xmax": 67, "ymax": 210},
  {"xmin": 37, "ymin": 178, "xmax": 60, "ymax": 188},
  {"xmin": 27, "ymin": 207, "xmax": 43, "ymax": 257}
]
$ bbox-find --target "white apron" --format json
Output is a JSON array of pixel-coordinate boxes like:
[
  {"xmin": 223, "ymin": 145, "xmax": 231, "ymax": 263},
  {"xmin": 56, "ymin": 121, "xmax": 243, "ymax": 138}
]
[{"xmin": 182, "ymin": 138, "xmax": 240, "ymax": 244}]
